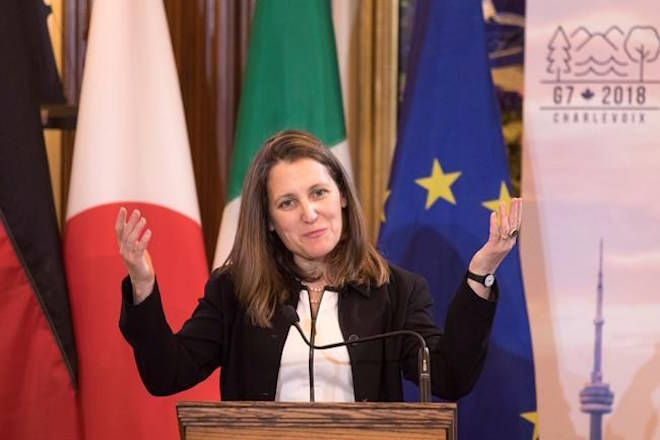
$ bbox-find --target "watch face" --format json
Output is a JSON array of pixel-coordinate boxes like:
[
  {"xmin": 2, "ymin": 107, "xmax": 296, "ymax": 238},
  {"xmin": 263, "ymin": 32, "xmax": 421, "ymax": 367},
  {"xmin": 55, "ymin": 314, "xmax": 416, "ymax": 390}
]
[{"xmin": 484, "ymin": 274, "xmax": 495, "ymax": 287}]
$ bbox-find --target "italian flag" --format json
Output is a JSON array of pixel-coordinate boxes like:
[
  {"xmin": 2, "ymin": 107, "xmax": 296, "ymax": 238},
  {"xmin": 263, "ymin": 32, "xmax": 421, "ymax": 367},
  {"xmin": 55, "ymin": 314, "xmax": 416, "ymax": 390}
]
[
  {"xmin": 213, "ymin": 0, "xmax": 353, "ymax": 268},
  {"xmin": 63, "ymin": 1, "xmax": 216, "ymax": 439}
]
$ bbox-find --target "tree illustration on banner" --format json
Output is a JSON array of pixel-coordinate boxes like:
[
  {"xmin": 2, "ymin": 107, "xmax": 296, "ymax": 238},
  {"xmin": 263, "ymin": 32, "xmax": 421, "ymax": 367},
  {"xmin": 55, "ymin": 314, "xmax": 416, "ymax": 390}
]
[
  {"xmin": 624, "ymin": 26, "xmax": 660, "ymax": 81},
  {"xmin": 547, "ymin": 26, "xmax": 572, "ymax": 81}
]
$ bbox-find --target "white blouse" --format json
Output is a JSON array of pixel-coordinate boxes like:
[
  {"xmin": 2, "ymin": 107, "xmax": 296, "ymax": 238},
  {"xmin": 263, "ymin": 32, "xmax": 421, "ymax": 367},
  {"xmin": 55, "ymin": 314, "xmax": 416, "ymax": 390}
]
[{"xmin": 275, "ymin": 289, "xmax": 355, "ymax": 402}]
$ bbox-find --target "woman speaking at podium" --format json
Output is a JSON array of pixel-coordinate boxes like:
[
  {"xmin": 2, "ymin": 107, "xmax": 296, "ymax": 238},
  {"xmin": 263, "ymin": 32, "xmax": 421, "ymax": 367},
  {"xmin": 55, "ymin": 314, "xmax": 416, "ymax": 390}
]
[{"xmin": 116, "ymin": 130, "xmax": 521, "ymax": 402}]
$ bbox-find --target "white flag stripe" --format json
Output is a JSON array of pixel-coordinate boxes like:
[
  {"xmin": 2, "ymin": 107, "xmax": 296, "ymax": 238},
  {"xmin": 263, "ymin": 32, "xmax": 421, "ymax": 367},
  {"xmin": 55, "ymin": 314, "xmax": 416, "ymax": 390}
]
[
  {"xmin": 66, "ymin": 0, "xmax": 200, "ymax": 223},
  {"xmin": 332, "ymin": 0, "xmax": 359, "ymax": 134},
  {"xmin": 213, "ymin": 198, "xmax": 240, "ymax": 269},
  {"xmin": 330, "ymin": 139, "xmax": 353, "ymax": 184}
]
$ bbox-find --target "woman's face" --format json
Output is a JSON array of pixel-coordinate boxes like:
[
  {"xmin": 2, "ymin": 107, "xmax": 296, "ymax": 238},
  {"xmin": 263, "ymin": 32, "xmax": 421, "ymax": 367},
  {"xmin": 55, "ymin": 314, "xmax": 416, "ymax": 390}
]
[{"xmin": 267, "ymin": 158, "xmax": 346, "ymax": 271}]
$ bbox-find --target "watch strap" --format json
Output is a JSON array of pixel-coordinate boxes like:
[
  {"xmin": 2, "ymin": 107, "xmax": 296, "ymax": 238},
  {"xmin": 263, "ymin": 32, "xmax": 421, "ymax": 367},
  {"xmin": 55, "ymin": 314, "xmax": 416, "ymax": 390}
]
[{"xmin": 466, "ymin": 270, "xmax": 495, "ymax": 287}]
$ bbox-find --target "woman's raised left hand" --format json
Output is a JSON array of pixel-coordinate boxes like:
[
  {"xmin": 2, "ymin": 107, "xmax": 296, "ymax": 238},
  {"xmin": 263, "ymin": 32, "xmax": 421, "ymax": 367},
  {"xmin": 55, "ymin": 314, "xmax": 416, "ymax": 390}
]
[{"xmin": 468, "ymin": 197, "xmax": 522, "ymax": 282}]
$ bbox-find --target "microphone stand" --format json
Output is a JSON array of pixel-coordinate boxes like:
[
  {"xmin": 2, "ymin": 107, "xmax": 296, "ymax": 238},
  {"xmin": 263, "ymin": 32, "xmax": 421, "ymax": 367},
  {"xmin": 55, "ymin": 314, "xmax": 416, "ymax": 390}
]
[
  {"xmin": 284, "ymin": 306, "xmax": 432, "ymax": 402},
  {"xmin": 308, "ymin": 315, "xmax": 317, "ymax": 402}
]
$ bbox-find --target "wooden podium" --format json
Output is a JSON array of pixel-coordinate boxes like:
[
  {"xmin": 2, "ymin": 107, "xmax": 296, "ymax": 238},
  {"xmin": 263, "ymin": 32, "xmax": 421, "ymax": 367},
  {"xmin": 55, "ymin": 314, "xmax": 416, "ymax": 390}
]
[{"xmin": 177, "ymin": 401, "xmax": 456, "ymax": 440}]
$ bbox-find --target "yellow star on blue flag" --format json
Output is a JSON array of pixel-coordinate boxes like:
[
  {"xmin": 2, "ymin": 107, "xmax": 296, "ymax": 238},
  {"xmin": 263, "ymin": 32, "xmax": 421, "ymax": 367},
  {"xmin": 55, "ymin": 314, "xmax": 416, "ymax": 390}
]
[
  {"xmin": 415, "ymin": 159, "xmax": 461, "ymax": 208},
  {"xmin": 482, "ymin": 181, "xmax": 512, "ymax": 213},
  {"xmin": 521, "ymin": 411, "xmax": 539, "ymax": 440}
]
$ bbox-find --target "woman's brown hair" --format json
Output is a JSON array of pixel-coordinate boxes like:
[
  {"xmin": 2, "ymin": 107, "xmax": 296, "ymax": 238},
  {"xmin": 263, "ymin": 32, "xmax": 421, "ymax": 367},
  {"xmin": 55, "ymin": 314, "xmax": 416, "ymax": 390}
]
[{"xmin": 223, "ymin": 129, "xmax": 389, "ymax": 327}]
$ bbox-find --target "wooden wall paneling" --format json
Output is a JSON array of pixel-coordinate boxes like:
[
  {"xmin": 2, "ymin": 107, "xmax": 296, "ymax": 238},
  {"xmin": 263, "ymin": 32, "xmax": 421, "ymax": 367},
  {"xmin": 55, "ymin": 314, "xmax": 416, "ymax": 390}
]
[
  {"xmin": 372, "ymin": 0, "xmax": 398, "ymax": 242},
  {"xmin": 215, "ymin": 0, "xmax": 235, "ymax": 215},
  {"xmin": 357, "ymin": 0, "xmax": 399, "ymax": 243},
  {"xmin": 357, "ymin": 0, "xmax": 375, "ymax": 240},
  {"xmin": 164, "ymin": 0, "xmax": 220, "ymax": 264},
  {"xmin": 213, "ymin": 0, "xmax": 254, "ymax": 254},
  {"xmin": 61, "ymin": 0, "xmax": 90, "ymax": 226}
]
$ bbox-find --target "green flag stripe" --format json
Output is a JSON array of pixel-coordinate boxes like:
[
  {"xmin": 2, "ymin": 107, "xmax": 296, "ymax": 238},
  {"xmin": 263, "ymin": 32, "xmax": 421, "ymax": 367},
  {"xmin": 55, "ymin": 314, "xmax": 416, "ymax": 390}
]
[{"xmin": 227, "ymin": 0, "xmax": 346, "ymax": 199}]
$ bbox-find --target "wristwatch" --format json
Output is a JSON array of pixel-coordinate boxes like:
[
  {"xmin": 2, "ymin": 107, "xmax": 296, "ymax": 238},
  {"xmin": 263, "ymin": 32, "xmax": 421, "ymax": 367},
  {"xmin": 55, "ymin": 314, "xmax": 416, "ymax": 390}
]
[{"xmin": 467, "ymin": 271, "xmax": 495, "ymax": 287}]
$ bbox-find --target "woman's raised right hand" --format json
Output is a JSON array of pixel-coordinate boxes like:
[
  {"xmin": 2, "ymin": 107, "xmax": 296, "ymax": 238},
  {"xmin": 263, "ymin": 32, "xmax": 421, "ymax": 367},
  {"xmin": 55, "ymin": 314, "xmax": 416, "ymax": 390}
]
[{"xmin": 115, "ymin": 207, "xmax": 155, "ymax": 303}]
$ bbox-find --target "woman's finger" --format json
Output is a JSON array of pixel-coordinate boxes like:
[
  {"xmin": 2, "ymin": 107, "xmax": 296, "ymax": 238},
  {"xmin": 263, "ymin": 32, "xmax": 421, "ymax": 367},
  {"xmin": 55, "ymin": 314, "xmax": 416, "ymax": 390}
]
[
  {"xmin": 124, "ymin": 209, "xmax": 141, "ymax": 240},
  {"xmin": 488, "ymin": 211, "xmax": 498, "ymax": 241},
  {"xmin": 115, "ymin": 207, "xmax": 127, "ymax": 241},
  {"xmin": 136, "ymin": 229, "xmax": 152, "ymax": 253},
  {"xmin": 509, "ymin": 198, "xmax": 520, "ymax": 233},
  {"xmin": 499, "ymin": 201, "xmax": 511, "ymax": 238},
  {"xmin": 127, "ymin": 217, "xmax": 147, "ymax": 249}
]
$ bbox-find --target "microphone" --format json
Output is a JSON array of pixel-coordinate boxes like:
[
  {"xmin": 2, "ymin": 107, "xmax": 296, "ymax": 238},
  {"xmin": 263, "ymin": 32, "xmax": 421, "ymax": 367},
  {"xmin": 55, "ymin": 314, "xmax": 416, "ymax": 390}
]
[{"xmin": 282, "ymin": 305, "xmax": 432, "ymax": 403}]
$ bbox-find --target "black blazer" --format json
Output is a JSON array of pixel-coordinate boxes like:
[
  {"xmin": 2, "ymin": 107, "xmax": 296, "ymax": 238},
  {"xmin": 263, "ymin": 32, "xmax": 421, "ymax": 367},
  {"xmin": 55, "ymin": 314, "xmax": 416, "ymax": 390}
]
[{"xmin": 119, "ymin": 264, "xmax": 496, "ymax": 402}]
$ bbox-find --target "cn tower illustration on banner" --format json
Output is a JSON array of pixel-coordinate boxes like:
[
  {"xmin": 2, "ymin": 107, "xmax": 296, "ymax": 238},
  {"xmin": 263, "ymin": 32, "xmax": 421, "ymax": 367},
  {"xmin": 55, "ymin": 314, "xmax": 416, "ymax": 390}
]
[{"xmin": 579, "ymin": 240, "xmax": 615, "ymax": 440}]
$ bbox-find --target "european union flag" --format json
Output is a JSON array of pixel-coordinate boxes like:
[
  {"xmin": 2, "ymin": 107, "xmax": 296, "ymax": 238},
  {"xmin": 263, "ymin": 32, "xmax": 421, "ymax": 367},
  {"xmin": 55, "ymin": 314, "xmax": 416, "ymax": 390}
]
[{"xmin": 377, "ymin": 0, "xmax": 537, "ymax": 439}]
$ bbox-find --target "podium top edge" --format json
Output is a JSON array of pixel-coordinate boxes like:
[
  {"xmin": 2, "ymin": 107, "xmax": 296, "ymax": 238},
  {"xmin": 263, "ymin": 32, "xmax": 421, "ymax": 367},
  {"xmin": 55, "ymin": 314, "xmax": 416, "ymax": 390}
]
[{"xmin": 176, "ymin": 401, "xmax": 457, "ymax": 410}]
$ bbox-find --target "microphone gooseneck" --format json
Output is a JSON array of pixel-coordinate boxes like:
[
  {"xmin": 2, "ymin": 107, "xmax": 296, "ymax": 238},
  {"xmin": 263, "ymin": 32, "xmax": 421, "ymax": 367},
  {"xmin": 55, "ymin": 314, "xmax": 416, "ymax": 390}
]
[
  {"xmin": 308, "ymin": 315, "xmax": 317, "ymax": 402},
  {"xmin": 282, "ymin": 305, "xmax": 432, "ymax": 403},
  {"xmin": 283, "ymin": 302, "xmax": 317, "ymax": 401}
]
